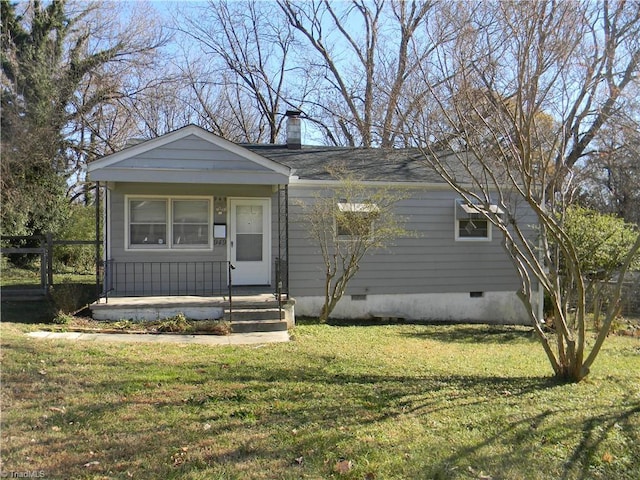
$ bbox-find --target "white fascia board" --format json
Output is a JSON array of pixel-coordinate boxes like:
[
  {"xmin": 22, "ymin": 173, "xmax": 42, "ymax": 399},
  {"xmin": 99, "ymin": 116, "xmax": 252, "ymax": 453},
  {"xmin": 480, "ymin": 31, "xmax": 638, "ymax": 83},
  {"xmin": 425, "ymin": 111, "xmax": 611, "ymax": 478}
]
[
  {"xmin": 88, "ymin": 125, "xmax": 290, "ymax": 176},
  {"xmin": 288, "ymin": 177, "xmax": 467, "ymax": 191},
  {"xmin": 90, "ymin": 168, "xmax": 289, "ymax": 185}
]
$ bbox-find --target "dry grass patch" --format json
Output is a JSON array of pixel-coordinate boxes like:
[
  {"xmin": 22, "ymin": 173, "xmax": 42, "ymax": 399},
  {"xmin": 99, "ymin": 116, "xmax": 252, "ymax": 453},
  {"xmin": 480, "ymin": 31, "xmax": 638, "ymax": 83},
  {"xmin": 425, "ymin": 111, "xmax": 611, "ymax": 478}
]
[{"xmin": 46, "ymin": 313, "xmax": 232, "ymax": 336}]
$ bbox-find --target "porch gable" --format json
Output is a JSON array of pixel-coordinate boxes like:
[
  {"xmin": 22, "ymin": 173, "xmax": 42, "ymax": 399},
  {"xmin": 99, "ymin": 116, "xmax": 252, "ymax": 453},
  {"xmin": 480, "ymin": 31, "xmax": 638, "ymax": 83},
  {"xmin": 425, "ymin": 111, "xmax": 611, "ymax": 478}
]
[{"xmin": 88, "ymin": 125, "xmax": 291, "ymax": 185}]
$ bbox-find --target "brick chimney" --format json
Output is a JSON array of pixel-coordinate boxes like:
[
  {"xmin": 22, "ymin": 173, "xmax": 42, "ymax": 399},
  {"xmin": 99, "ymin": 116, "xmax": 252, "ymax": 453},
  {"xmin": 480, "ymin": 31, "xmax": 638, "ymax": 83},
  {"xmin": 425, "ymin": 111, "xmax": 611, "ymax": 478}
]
[{"xmin": 285, "ymin": 110, "xmax": 302, "ymax": 149}]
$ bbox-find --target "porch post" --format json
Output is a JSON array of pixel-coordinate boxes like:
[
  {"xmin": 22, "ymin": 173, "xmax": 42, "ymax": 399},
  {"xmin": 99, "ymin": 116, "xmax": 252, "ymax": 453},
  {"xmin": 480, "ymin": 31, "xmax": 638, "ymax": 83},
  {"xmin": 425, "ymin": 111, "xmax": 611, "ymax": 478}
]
[
  {"xmin": 278, "ymin": 185, "xmax": 282, "ymax": 300},
  {"xmin": 276, "ymin": 184, "xmax": 290, "ymax": 301},
  {"xmin": 284, "ymin": 184, "xmax": 289, "ymax": 299},
  {"xmin": 95, "ymin": 181, "xmax": 101, "ymax": 297}
]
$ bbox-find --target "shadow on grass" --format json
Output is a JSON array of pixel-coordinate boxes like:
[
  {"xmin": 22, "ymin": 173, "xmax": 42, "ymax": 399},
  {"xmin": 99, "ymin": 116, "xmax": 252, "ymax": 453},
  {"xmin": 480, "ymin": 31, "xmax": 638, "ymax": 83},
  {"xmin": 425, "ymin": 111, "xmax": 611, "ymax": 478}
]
[
  {"xmin": 296, "ymin": 316, "xmax": 410, "ymax": 327},
  {"xmin": 0, "ymin": 342, "xmax": 565, "ymax": 477},
  {"xmin": 299, "ymin": 316, "xmax": 539, "ymax": 345},
  {"xmin": 561, "ymin": 394, "xmax": 640, "ymax": 480},
  {"xmin": 4, "ymin": 328, "xmax": 637, "ymax": 479},
  {"xmin": 1, "ymin": 298, "xmax": 56, "ymax": 324},
  {"xmin": 1, "ymin": 283, "xmax": 98, "ymax": 324},
  {"xmin": 429, "ymin": 379, "xmax": 640, "ymax": 480},
  {"xmin": 403, "ymin": 323, "xmax": 538, "ymax": 344}
]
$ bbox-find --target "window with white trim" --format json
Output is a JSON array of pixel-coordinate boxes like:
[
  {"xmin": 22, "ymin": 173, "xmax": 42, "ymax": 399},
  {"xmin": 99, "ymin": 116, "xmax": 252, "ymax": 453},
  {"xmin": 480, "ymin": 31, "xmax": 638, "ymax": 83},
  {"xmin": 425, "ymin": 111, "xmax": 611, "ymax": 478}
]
[
  {"xmin": 455, "ymin": 200, "xmax": 503, "ymax": 241},
  {"xmin": 127, "ymin": 196, "xmax": 213, "ymax": 249}
]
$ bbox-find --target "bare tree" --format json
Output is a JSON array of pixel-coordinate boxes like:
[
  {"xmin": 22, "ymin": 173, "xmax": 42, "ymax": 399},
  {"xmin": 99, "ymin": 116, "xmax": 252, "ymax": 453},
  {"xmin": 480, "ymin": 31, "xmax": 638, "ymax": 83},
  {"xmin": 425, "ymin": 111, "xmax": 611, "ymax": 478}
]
[
  {"xmin": 413, "ymin": 0, "xmax": 640, "ymax": 381},
  {"xmin": 172, "ymin": 1, "xmax": 453, "ymax": 148},
  {"xmin": 296, "ymin": 164, "xmax": 411, "ymax": 322},
  {"xmin": 278, "ymin": 0, "xmax": 442, "ymax": 147},
  {"xmin": 577, "ymin": 112, "xmax": 640, "ymax": 225},
  {"xmin": 175, "ymin": 55, "xmax": 273, "ymax": 143},
  {"xmin": 176, "ymin": 0, "xmax": 301, "ymax": 144}
]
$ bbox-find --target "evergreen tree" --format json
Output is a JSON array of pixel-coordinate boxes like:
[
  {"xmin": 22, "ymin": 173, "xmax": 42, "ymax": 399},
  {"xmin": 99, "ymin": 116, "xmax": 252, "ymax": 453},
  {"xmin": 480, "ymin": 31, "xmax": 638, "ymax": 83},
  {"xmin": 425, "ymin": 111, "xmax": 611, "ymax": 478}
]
[{"xmin": 1, "ymin": 0, "xmax": 165, "ymax": 237}]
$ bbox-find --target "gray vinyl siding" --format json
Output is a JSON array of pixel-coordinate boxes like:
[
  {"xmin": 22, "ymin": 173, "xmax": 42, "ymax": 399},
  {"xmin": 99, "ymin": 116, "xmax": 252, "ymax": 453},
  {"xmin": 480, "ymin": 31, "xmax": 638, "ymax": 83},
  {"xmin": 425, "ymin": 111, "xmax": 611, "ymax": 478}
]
[
  {"xmin": 107, "ymin": 182, "xmax": 279, "ymax": 295},
  {"xmin": 287, "ymin": 185, "xmax": 530, "ymax": 297},
  {"xmin": 118, "ymin": 136, "xmax": 268, "ymax": 170},
  {"xmin": 106, "ymin": 181, "xmax": 533, "ymax": 298},
  {"xmin": 91, "ymin": 135, "xmax": 289, "ymax": 184}
]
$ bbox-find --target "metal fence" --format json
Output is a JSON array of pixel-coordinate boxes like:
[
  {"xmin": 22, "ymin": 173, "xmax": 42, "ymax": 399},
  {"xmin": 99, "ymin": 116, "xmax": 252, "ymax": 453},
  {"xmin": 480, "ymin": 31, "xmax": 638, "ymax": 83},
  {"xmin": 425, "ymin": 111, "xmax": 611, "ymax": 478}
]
[{"xmin": 1, "ymin": 234, "xmax": 101, "ymax": 296}]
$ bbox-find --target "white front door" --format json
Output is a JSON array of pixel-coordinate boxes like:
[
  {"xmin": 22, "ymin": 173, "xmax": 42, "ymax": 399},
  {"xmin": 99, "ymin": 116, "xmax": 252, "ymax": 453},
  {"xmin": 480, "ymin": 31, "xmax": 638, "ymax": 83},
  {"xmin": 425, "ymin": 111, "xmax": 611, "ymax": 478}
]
[{"xmin": 229, "ymin": 198, "xmax": 271, "ymax": 285}]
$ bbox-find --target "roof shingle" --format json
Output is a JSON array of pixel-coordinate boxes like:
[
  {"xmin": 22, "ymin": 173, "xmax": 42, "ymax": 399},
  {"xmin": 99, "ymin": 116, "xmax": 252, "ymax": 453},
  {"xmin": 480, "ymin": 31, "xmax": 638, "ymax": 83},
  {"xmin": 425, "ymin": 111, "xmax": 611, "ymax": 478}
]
[{"xmin": 244, "ymin": 144, "xmax": 464, "ymax": 183}]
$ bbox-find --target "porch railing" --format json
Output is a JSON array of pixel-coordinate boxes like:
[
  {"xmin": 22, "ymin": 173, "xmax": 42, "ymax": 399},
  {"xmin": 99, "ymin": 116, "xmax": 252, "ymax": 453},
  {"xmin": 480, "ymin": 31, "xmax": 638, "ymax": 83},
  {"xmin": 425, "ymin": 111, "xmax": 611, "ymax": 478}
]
[{"xmin": 104, "ymin": 260, "xmax": 233, "ymax": 299}]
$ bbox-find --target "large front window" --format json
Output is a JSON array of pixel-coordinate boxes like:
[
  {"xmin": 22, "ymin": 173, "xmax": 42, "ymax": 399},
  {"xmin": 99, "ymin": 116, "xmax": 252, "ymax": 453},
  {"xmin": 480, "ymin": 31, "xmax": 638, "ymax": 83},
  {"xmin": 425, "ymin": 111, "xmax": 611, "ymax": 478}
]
[{"xmin": 127, "ymin": 196, "xmax": 212, "ymax": 249}]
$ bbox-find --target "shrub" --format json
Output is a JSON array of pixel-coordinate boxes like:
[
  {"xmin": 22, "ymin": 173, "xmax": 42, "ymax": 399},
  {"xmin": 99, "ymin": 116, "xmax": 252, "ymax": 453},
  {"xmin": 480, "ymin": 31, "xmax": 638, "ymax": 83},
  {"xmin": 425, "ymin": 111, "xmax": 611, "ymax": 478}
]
[
  {"xmin": 156, "ymin": 313, "xmax": 191, "ymax": 332},
  {"xmin": 52, "ymin": 311, "xmax": 73, "ymax": 325},
  {"xmin": 49, "ymin": 277, "xmax": 96, "ymax": 314},
  {"xmin": 50, "ymin": 281, "xmax": 85, "ymax": 314}
]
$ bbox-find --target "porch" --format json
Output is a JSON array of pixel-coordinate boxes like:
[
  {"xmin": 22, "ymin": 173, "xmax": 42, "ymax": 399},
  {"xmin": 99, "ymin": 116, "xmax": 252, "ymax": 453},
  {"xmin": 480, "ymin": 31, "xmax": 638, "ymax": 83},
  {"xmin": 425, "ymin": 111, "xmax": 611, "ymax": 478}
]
[
  {"xmin": 85, "ymin": 124, "xmax": 296, "ymax": 333},
  {"xmin": 94, "ymin": 249, "xmax": 292, "ymax": 332}
]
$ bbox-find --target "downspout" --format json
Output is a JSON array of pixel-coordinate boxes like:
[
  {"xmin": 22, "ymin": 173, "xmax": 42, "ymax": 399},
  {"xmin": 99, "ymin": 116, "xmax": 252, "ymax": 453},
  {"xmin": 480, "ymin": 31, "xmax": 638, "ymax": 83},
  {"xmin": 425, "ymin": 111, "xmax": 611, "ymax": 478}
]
[{"xmin": 285, "ymin": 184, "xmax": 289, "ymax": 300}]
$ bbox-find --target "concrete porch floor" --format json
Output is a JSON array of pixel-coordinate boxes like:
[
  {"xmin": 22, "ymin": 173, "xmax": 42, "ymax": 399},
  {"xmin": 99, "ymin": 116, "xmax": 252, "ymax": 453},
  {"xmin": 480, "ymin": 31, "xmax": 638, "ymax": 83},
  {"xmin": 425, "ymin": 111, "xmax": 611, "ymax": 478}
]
[
  {"xmin": 90, "ymin": 294, "xmax": 295, "ymax": 331},
  {"xmin": 92, "ymin": 294, "xmax": 278, "ymax": 308},
  {"xmin": 91, "ymin": 294, "xmax": 278, "ymax": 320}
]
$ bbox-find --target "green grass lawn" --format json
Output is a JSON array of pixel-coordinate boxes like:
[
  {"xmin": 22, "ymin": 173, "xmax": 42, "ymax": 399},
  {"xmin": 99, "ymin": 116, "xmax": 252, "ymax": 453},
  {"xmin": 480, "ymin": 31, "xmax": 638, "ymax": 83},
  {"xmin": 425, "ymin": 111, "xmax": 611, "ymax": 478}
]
[{"xmin": 1, "ymin": 316, "xmax": 639, "ymax": 480}]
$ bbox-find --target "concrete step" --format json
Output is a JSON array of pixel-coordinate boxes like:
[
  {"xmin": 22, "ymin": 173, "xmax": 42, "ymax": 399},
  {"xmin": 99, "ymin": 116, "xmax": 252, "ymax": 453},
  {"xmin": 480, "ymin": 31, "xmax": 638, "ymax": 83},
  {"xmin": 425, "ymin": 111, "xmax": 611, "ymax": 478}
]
[
  {"xmin": 228, "ymin": 308, "xmax": 282, "ymax": 321},
  {"xmin": 230, "ymin": 298, "xmax": 280, "ymax": 309},
  {"xmin": 230, "ymin": 319, "xmax": 288, "ymax": 333},
  {"xmin": 226, "ymin": 307, "xmax": 287, "ymax": 333}
]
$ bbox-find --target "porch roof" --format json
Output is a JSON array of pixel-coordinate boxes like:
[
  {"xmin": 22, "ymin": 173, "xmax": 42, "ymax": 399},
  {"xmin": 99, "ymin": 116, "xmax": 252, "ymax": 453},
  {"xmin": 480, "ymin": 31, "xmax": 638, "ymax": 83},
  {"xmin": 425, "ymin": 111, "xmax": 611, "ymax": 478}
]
[{"xmin": 88, "ymin": 125, "xmax": 291, "ymax": 185}]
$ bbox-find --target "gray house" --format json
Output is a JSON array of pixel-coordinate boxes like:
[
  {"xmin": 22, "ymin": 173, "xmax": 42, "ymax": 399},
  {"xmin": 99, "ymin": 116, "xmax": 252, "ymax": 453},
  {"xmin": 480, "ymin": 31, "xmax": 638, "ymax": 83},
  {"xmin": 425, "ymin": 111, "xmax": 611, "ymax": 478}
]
[{"xmin": 88, "ymin": 115, "xmax": 534, "ymax": 326}]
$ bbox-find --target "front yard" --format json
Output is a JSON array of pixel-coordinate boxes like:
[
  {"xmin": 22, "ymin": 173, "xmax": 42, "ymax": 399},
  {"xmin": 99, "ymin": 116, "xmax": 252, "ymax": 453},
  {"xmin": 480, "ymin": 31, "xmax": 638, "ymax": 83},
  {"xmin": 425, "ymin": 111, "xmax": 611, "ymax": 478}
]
[{"xmin": 1, "ymin": 314, "xmax": 639, "ymax": 479}]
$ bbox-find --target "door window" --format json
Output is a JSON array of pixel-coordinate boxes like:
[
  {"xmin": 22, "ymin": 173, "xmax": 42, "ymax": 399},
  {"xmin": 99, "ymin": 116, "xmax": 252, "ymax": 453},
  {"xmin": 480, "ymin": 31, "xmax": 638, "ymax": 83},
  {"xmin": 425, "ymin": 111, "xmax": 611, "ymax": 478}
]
[{"xmin": 235, "ymin": 205, "xmax": 263, "ymax": 261}]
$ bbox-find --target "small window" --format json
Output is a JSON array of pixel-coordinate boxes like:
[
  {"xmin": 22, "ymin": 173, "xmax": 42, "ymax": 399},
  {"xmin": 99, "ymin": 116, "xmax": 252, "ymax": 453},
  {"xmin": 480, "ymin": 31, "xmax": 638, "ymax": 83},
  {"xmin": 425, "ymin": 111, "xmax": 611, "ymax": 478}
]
[
  {"xmin": 336, "ymin": 202, "xmax": 379, "ymax": 238},
  {"xmin": 458, "ymin": 219, "xmax": 489, "ymax": 239},
  {"xmin": 455, "ymin": 199, "xmax": 502, "ymax": 241}
]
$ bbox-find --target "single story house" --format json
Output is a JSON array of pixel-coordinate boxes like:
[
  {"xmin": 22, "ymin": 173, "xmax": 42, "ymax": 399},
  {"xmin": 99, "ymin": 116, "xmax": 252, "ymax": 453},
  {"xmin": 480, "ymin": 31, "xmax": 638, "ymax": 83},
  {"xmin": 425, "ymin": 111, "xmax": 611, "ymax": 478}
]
[{"xmin": 87, "ymin": 112, "xmax": 536, "ymax": 325}]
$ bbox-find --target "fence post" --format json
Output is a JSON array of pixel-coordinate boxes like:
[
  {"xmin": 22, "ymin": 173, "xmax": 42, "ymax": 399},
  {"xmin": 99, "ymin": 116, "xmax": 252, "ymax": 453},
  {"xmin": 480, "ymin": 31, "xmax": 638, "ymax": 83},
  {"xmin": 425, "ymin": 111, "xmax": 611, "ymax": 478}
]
[{"xmin": 46, "ymin": 233, "xmax": 54, "ymax": 292}]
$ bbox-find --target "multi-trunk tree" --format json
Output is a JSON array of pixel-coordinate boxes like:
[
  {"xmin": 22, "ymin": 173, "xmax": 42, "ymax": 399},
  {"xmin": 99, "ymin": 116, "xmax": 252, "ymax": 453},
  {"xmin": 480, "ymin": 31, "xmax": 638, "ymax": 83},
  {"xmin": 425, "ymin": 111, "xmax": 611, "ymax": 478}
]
[
  {"xmin": 175, "ymin": 0, "xmax": 444, "ymax": 147},
  {"xmin": 175, "ymin": 0, "xmax": 300, "ymax": 144},
  {"xmin": 413, "ymin": 0, "xmax": 640, "ymax": 381}
]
